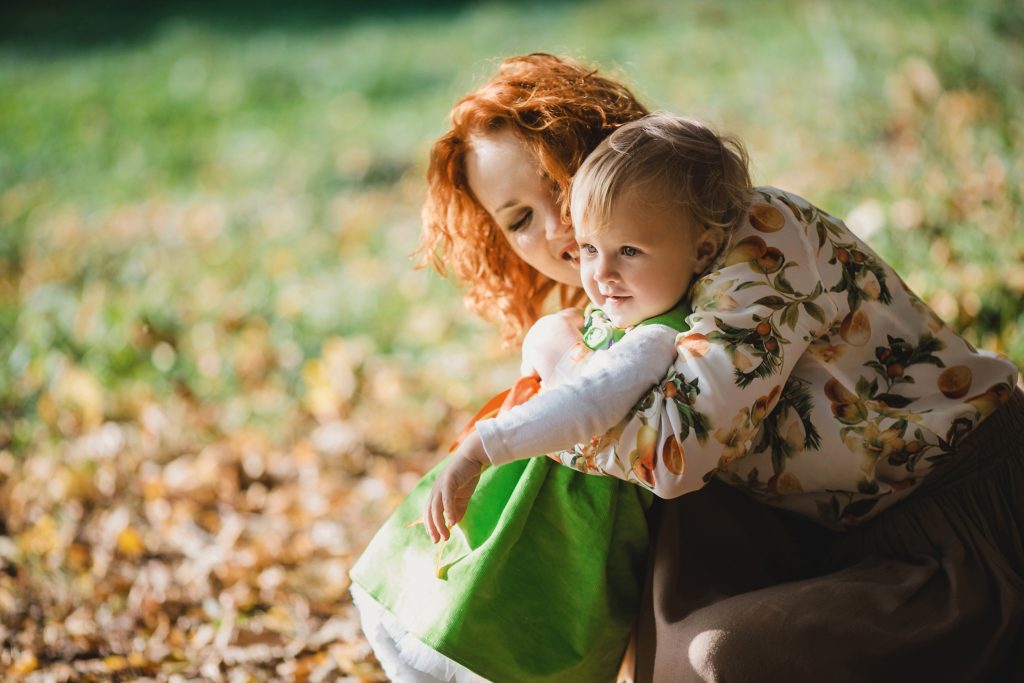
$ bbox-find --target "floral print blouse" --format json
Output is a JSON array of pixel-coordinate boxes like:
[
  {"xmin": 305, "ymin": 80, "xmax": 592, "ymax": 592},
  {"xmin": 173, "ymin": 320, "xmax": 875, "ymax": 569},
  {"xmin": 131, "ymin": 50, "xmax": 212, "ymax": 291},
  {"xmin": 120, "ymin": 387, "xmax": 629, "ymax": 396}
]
[{"xmin": 478, "ymin": 187, "xmax": 1020, "ymax": 527}]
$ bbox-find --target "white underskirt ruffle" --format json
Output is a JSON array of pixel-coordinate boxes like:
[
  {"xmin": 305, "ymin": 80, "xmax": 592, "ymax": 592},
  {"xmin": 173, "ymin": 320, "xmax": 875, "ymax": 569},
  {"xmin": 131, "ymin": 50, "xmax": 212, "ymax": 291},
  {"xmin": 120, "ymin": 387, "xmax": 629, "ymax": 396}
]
[{"xmin": 350, "ymin": 583, "xmax": 493, "ymax": 683}]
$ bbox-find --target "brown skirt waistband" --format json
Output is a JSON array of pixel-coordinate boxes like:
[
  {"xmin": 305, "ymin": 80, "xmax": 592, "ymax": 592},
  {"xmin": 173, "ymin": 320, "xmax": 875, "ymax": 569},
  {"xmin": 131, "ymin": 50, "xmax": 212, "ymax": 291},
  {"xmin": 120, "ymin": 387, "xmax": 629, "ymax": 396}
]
[{"xmin": 912, "ymin": 386, "xmax": 1024, "ymax": 499}]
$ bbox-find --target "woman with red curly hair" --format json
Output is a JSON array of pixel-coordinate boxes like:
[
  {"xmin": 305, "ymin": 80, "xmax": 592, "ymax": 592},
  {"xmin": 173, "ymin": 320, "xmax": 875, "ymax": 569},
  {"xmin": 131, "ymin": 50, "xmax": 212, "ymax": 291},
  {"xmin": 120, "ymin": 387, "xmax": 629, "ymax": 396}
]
[
  {"xmin": 350, "ymin": 53, "xmax": 655, "ymax": 683},
  {"xmin": 420, "ymin": 53, "xmax": 648, "ymax": 346}
]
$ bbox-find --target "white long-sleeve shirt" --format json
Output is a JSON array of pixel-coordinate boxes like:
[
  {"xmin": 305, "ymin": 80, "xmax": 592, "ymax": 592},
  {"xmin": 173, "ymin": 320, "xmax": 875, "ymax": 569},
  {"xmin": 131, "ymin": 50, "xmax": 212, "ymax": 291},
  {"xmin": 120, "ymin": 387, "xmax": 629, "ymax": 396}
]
[{"xmin": 477, "ymin": 322, "xmax": 679, "ymax": 462}]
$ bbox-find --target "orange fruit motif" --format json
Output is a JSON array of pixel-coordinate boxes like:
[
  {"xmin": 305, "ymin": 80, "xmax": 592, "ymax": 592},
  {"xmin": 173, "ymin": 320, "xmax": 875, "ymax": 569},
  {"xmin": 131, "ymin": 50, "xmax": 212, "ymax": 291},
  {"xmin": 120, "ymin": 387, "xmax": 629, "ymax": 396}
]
[
  {"xmin": 937, "ymin": 365, "xmax": 972, "ymax": 398},
  {"xmin": 751, "ymin": 386, "xmax": 782, "ymax": 426},
  {"xmin": 632, "ymin": 456, "xmax": 656, "ymax": 487},
  {"xmin": 755, "ymin": 321, "xmax": 772, "ymax": 336},
  {"xmin": 631, "ymin": 425, "xmax": 658, "ymax": 487},
  {"xmin": 677, "ymin": 333, "xmax": 711, "ymax": 357},
  {"xmin": 839, "ymin": 309, "xmax": 871, "ymax": 346},
  {"xmin": 824, "ymin": 378, "xmax": 866, "ymax": 424},
  {"xmin": 824, "ymin": 378, "xmax": 857, "ymax": 404},
  {"xmin": 663, "ymin": 382, "xmax": 678, "ymax": 398},
  {"xmin": 662, "ymin": 436, "xmax": 685, "ymax": 474},
  {"xmin": 749, "ymin": 204, "xmax": 785, "ymax": 233},
  {"xmin": 724, "ymin": 236, "xmax": 767, "ymax": 266},
  {"xmin": 751, "ymin": 397, "xmax": 769, "ymax": 424},
  {"xmin": 768, "ymin": 471, "xmax": 803, "ymax": 494},
  {"xmin": 754, "ymin": 247, "xmax": 784, "ymax": 274}
]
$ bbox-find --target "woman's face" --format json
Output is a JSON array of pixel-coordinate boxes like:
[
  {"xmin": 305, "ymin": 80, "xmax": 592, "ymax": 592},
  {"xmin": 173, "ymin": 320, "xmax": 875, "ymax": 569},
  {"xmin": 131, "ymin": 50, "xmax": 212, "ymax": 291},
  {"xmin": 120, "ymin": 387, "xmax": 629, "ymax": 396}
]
[{"xmin": 465, "ymin": 129, "xmax": 581, "ymax": 287}]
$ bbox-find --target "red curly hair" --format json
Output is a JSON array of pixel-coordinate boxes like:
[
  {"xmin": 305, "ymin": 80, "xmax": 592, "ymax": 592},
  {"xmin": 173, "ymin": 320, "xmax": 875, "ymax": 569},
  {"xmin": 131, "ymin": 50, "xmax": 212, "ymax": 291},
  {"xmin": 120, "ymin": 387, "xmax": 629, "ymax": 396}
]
[{"xmin": 420, "ymin": 53, "xmax": 649, "ymax": 346}]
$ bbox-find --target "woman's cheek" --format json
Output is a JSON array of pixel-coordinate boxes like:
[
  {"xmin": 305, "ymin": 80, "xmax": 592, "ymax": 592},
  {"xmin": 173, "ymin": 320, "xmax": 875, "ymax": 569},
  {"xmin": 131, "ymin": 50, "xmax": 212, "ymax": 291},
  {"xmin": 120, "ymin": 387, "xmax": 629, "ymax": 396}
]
[
  {"xmin": 499, "ymin": 231, "xmax": 530, "ymax": 263},
  {"xmin": 509, "ymin": 230, "xmax": 533, "ymax": 252}
]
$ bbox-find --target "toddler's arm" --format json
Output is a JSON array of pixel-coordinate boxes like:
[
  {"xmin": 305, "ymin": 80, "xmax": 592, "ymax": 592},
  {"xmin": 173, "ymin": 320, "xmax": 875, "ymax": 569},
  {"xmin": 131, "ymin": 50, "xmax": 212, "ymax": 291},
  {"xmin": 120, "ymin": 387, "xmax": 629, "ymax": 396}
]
[
  {"xmin": 423, "ymin": 319, "xmax": 677, "ymax": 542},
  {"xmin": 476, "ymin": 323, "xmax": 680, "ymax": 460}
]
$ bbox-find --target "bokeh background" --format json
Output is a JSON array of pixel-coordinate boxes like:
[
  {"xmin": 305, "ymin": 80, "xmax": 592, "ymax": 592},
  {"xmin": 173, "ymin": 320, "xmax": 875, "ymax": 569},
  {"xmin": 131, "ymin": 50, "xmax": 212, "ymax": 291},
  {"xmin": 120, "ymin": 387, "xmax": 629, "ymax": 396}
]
[{"xmin": 2, "ymin": 0, "xmax": 1022, "ymax": 679}]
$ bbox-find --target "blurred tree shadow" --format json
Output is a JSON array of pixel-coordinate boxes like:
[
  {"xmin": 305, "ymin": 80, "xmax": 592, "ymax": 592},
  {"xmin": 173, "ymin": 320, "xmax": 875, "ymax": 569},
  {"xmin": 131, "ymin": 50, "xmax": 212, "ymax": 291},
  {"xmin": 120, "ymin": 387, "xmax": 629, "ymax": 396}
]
[{"xmin": 0, "ymin": 0, "xmax": 548, "ymax": 54}]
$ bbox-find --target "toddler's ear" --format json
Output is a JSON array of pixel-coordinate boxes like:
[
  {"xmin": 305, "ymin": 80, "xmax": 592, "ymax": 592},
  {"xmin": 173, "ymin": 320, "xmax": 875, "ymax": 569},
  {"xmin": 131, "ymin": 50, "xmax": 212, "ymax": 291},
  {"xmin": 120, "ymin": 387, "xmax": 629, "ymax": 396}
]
[{"xmin": 693, "ymin": 227, "xmax": 726, "ymax": 271}]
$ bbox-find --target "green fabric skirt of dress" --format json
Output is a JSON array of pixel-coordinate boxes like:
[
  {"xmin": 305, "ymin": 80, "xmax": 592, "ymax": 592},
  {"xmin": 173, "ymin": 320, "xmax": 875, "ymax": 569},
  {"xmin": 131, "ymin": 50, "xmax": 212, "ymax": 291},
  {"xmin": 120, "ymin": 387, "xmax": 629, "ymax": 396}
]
[{"xmin": 350, "ymin": 382, "xmax": 653, "ymax": 682}]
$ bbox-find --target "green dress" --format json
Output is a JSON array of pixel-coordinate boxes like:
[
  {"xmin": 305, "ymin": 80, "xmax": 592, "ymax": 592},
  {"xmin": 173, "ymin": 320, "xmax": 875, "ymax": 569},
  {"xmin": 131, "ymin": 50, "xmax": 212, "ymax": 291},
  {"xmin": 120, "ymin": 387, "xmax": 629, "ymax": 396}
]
[{"xmin": 349, "ymin": 306, "xmax": 688, "ymax": 682}]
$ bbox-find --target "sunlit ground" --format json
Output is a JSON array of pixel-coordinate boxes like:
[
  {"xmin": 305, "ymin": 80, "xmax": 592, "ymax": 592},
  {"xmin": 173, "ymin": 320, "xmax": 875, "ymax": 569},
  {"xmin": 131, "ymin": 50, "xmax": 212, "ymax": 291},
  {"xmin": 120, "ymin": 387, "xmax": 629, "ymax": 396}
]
[{"xmin": 1, "ymin": 0, "xmax": 1022, "ymax": 679}]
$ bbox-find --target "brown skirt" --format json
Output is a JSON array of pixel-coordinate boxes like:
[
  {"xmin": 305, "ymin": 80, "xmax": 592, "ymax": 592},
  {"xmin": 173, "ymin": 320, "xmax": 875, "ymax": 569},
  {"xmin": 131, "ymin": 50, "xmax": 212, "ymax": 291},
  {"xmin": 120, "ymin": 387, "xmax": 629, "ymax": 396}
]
[{"xmin": 635, "ymin": 388, "xmax": 1024, "ymax": 683}]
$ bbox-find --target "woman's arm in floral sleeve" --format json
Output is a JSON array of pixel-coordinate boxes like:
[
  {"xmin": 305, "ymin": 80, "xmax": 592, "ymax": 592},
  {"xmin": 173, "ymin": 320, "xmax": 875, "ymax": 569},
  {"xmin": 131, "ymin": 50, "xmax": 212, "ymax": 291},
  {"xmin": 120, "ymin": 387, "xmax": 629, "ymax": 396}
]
[{"xmin": 556, "ymin": 192, "xmax": 840, "ymax": 496}]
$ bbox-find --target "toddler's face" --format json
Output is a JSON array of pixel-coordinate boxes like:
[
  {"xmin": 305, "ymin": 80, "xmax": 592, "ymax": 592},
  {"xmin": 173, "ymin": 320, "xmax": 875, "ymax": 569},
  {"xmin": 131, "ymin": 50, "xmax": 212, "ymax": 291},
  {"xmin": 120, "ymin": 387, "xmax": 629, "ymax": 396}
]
[{"xmin": 577, "ymin": 189, "xmax": 698, "ymax": 328}]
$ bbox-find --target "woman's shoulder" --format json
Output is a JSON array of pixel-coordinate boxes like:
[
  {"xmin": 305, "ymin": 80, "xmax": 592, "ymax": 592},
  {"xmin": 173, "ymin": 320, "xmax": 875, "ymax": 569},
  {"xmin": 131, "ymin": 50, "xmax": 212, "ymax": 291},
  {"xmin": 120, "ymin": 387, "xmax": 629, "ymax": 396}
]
[
  {"xmin": 746, "ymin": 186, "xmax": 827, "ymax": 229},
  {"xmin": 702, "ymin": 186, "xmax": 825, "ymax": 280}
]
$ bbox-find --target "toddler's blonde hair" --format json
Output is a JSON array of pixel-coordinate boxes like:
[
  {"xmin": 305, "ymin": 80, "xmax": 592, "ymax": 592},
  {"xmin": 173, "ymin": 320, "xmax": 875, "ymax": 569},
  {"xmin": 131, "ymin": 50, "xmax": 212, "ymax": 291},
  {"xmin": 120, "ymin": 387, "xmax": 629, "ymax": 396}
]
[{"xmin": 570, "ymin": 113, "xmax": 752, "ymax": 264}]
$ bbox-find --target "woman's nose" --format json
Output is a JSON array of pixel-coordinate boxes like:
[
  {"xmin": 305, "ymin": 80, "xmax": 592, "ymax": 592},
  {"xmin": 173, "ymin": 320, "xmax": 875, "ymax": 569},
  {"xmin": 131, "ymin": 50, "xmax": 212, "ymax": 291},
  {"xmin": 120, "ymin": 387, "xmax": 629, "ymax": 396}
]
[{"xmin": 546, "ymin": 215, "xmax": 573, "ymax": 241}]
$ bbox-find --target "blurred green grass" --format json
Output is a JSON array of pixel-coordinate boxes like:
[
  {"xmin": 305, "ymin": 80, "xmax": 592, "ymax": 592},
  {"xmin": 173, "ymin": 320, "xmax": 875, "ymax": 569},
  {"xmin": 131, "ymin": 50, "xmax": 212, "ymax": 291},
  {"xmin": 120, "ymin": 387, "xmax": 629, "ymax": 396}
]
[
  {"xmin": 1, "ymin": 1, "xmax": 1022, "ymax": 677},
  {"xmin": 2, "ymin": 0, "xmax": 1022, "ymax": 454}
]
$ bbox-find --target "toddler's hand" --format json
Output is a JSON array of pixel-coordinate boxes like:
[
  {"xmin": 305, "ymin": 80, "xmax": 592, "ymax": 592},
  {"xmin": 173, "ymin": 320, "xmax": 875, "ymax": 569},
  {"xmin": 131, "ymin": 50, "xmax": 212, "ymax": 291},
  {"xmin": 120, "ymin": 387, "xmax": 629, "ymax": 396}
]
[{"xmin": 424, "ymin": 430, "xmax": 488, "ymax": 543}]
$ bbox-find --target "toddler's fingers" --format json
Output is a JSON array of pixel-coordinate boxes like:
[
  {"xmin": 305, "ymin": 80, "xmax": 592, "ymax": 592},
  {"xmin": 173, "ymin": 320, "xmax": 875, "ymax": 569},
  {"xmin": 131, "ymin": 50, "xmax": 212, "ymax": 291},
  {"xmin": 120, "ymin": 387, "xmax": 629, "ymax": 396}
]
[
  {"xmin": 441, "ymin": 485, "xmax": 460, "ymax": 528},
  {"xmin": 425, "ymin": 488, "xmax": 440, "ymax": 542},
  {"xmin": 422, "ymin": 492, "xmax": 437, "ymax": 542},
  {"xmin": 430, "ymin": 483, "xmax": 450, "ymax": 541}
]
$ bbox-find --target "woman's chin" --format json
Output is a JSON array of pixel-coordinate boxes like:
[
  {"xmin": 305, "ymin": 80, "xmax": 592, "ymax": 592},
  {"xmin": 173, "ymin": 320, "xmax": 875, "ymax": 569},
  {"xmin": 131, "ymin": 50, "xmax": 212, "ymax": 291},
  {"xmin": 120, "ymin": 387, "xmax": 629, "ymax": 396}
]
[{"xmin": 543, "ymin": 262, "xmax": 583, "ymax": 287}]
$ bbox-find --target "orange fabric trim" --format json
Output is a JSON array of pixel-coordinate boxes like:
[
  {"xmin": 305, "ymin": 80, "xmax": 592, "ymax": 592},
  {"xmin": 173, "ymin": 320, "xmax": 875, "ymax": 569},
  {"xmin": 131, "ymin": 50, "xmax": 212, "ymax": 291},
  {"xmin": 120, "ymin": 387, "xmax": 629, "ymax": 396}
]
[{"xmin": 448, "ymin": 375, "xmax": 542, "ymax": 453}]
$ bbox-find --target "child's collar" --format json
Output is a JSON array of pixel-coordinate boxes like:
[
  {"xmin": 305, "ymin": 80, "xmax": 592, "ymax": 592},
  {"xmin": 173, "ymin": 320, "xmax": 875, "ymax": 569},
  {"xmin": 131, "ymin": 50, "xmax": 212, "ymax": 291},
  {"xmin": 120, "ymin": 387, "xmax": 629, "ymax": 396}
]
[{"xmin": 581, "ymin": 301, "xmax": 691, "ymax": 351}]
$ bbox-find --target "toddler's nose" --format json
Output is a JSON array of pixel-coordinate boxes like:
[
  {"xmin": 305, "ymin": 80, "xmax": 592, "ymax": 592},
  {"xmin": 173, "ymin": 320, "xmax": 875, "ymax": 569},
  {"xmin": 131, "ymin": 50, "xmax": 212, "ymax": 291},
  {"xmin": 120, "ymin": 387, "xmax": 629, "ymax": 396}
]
[{"xmin": 594, "ymin": 256, "xmax": 619, "ymax": 283}]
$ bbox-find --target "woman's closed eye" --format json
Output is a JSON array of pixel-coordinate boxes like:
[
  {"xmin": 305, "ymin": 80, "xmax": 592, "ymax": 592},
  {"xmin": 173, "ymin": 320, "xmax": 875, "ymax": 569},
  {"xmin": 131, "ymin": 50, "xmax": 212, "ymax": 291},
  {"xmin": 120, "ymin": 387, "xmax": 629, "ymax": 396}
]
[{"xmin": 508, "ymin": 209, "xmax": 533, "ymax": 232}]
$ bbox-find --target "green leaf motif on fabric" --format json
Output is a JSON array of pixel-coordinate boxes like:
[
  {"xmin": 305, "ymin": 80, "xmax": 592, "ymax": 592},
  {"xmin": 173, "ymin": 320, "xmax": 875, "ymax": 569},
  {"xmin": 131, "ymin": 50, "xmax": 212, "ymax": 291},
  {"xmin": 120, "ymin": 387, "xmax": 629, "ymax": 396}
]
[{"xmin": 752, "ymin": 376, "xmax": 822, "ymax": 476}]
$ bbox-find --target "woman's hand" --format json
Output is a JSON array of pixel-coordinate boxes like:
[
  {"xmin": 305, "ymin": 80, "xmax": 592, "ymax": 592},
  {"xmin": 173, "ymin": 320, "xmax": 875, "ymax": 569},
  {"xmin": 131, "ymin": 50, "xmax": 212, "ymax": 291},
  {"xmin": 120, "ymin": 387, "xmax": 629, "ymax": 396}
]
[{"xmin": 424, "ymin": 429, "xmax": 490, "ymax": 543}]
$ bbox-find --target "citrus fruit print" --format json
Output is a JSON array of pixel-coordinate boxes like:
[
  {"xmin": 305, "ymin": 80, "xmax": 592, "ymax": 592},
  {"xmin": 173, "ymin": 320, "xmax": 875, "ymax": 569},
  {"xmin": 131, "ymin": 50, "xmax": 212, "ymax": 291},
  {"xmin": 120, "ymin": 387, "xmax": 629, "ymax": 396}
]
[
  {"xmin": 662, "ymin": 435, "xmax": 685, "ymax": 475},
  {"xmin": 839, "ymin": 309, "xmax": 872, "ymax": 346},
  {"xmin": 630, "ymin": 424, "xmax": 658, "ymax": 488},
  {"xmin": 937, "ymin": 365, "xmax": 972, "ymax": 399},
  {"xmin": 676, "ymin": 332, "xmax": 711, "ymax": 357},
  {"xmin": 749, "ymin": 203, "xmax": 785, "ymax": 232}
]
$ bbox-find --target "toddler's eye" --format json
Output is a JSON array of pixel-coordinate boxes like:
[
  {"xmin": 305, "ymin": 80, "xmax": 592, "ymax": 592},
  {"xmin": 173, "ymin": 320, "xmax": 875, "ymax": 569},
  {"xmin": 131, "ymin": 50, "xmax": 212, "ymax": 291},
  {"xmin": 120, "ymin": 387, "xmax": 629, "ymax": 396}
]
[
  {"xmin": 508, "ymin": 209, "xmax": 532, "ymax": 232},
  {"xmin": 581, "ymin": 244, "xmax": 597, "ymax": 255},
  {"xmin": 621, "ymin": 246, "xmax": 639, "ymax": 257}
]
